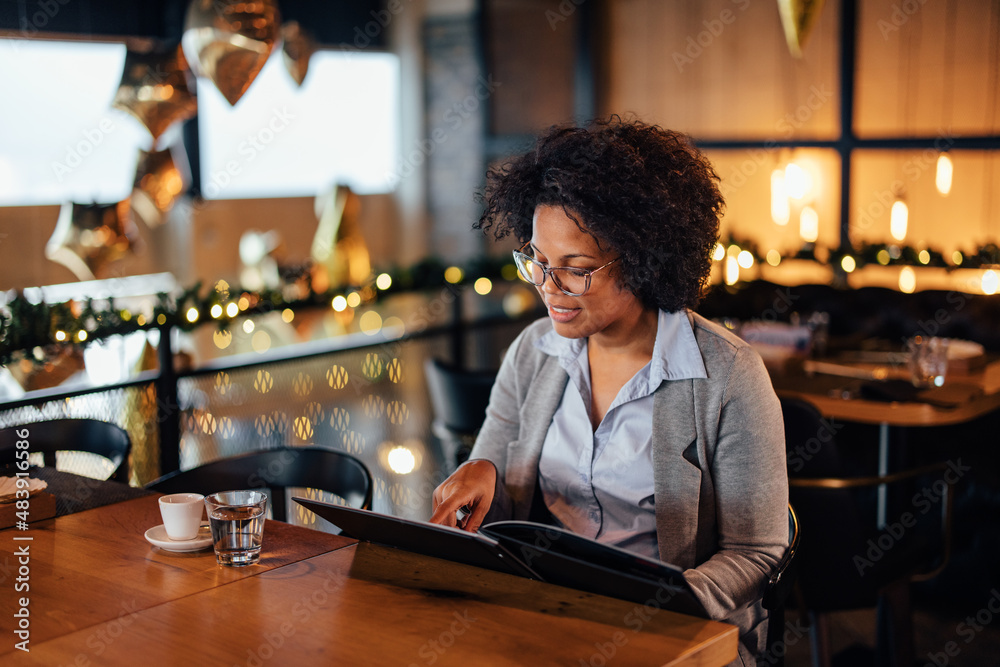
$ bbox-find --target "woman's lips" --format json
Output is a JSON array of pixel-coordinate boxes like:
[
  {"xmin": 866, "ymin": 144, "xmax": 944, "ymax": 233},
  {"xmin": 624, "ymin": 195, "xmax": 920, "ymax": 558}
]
[{"xmin": 547, "ymin": 304, "xmax": 580, "ymax": 323}]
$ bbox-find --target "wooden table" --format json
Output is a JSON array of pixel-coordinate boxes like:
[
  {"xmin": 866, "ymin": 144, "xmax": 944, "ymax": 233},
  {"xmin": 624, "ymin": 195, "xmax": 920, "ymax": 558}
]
[
  {"xmin": 771, "ymin": 358, "xmax": 1000, "ymax": 427},
  {"xmin": 1, "ymin": 494, "xmax": 738, "ymax": 665},
  {"xmin": 771, "ymin": 357, "xmax": 1000, "ymax": 525}
]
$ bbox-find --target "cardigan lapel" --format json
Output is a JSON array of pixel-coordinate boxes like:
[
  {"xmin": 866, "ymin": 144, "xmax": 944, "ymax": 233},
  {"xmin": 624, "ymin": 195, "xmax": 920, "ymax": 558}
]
[
  {"xmin": 652, "ymin": 378, "xmax": 703, "ymax": 569},
  {"xmin": 505, "ymin": 354, "xmax": 568, "ymax": 519}
]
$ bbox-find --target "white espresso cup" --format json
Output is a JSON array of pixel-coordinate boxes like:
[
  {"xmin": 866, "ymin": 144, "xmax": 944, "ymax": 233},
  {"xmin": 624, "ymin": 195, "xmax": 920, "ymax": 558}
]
[{"xmin": 158, "ymin": 493, "xmax": 206, "ymax": 540}]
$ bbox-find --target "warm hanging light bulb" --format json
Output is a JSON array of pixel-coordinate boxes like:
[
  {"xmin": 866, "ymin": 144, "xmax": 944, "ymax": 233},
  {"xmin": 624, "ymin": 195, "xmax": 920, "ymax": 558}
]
[
  {"xmin": 983, "ymin": 270, "xmax": 999, "ymax": 295},
  {"xmin": 771, "ymin": 169, "xmax": 790, "ymax": 226},
  {"xmin": 899, "ymin": 266, "xmax": 916, "ymax": 293},
  {"xmin": 785, "ymin": 162, "xmax": 812, "ymax": 200},
  {"xmin": 936, "ymin": 153, "xmax": 953, "ymax": 195},
  {"xmin": 725, "ymin": 255, "xmax": 740, "ymax": 285},
  {"xmin": 890, "ymin": 199, "xmax": 908, "ymax": 241},
  {"xmin": 799, "ymin": 206, "xmax": 819, "ymax": 243}
]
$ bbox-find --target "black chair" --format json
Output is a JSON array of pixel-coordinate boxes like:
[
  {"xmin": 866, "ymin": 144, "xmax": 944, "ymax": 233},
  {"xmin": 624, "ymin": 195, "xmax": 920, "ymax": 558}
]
[
  {"xmin": 761, "ymin": 504, "xmax": 801, "ymax": 666},
  {"xmin": 780, "ymin": 397, "xmax": 952, "ymax": 667},
  {"xmin": 0, "ymin": 418, "xmax": 131, "ymax": 482},
  {"xmin": 145, "ymin": 446, "xmax": 373, "ymax": 521},
  {"xmin": 423, "ymin": 358, "xmax": 496, "ymax": 472}
]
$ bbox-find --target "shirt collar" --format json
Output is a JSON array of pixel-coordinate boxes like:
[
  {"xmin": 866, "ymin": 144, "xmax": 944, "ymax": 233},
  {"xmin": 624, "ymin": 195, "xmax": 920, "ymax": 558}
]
[{"xmin": 535, "ymin": 309, "xmax": 708, "ymax": 387}]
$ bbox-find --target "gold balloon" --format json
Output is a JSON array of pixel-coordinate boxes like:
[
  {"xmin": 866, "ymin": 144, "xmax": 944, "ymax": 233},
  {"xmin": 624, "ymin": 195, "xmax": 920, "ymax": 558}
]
[
  {"xmin": 281, "ymin": 21, "xmax": 315, "ymax": 86},
  {"xmin": 45, "ymin": 201, "xmax": 140, "ymax": 281},
  {"xmin": 7, "ymin": 346, "xmax": 86, "ymax": 393},
  {"xmin": 112, "ymin": 44, "xmax": 197, "ymax": 142},
  {"xmin": 183, "ymin": 0, "xmax": 281, "ymax": 105},
  {"xmin": 777, "ymin": 0, "xmax": 827, "ymax": 58},
  {"xmin": 312, "ymin": 184, "xmax": 371, "ymax": 292},
  {"xmin": 132, "ymin": 148, "xmax": 187, "ymax": 228}
]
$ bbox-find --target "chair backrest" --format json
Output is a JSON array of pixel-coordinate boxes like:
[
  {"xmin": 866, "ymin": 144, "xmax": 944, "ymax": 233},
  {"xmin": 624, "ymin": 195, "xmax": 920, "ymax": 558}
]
[
  {"xmin": 762, "ymin": 504, "xmax": 801, "ymax": 611},
  {"xmin": 0, "ymin": 419, "xmax": 131, "ymax": 482},
  {"xmin": 423, "ymin": 358, "xmax": 496, "ymax": 434},
  {"xmin": 779, "ymin": 396, "xmax": 951, "ymax": 611},
  {"xmin": 145, "ymin": 447, "xmax": 373, "ymax": 521}
]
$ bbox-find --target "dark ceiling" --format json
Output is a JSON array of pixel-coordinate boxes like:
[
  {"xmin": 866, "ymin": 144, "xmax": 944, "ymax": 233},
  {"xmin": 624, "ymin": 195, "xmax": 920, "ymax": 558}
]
[{"xmin": 0, "ymin": 0, "xmax": 386, "ymax": 48}]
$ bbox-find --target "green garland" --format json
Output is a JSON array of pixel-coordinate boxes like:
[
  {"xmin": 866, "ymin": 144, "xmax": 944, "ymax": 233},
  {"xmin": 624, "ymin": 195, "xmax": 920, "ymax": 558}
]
[
  {"xmin": 3, "ymin": 243, "xmax": 998, "ymax": 368},
  {"xmin": 0, "ymin": 256, "xmax": 516, "ymax": 368}
]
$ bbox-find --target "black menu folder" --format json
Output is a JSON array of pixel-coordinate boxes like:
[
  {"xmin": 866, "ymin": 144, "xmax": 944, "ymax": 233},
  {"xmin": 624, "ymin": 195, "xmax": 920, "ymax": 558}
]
[{"xmin": 293, "ymin": 497, "xmax": 708, "ymax": 618}]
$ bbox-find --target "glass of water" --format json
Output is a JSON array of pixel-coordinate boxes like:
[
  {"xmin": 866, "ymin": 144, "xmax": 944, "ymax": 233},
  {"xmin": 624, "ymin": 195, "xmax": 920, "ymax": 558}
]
[
  {"xmin": 907, "ymin": 336, "xmax": 950, "ymax": 388},
  {"xmin": 204, "ymin": 490, "xmax": 267, "ymax": 566}
]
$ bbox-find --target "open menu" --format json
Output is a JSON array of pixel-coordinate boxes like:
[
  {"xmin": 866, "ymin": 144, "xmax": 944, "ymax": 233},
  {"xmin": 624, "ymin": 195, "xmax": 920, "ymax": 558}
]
[{"xmin": 294, "ymin": 497, "xmax": 707, "ymax": 618}]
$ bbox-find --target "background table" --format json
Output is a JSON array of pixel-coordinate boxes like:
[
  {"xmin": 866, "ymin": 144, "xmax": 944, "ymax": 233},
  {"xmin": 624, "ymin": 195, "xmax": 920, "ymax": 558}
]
[
  {"xmin": 2, "ymin": 492, "xmax": 738, "ymax": 665},
  {"xmin": 770, "ymin": 358, "xmax": 1000, "ymax": 526}
]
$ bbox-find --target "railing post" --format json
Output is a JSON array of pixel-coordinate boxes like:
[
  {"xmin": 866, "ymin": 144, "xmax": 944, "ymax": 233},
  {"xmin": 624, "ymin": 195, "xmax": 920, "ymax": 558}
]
[
  {"xmin": 156, "ymin": 324, "xmax": 181, "ymax": 476},
  {"xmin": 450, "ymin": 285, "xmax": 465, "ymax": 369}
]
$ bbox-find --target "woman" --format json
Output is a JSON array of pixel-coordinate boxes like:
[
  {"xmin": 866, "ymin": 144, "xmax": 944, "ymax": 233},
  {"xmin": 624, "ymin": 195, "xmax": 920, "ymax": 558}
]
[{"xmin": 430, "ymin": 116, "xmax": 788, "ymax": 665}]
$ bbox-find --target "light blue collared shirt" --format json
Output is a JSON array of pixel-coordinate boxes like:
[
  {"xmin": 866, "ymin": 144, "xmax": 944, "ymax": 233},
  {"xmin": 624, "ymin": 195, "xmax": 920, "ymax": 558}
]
[{"xmin": 534, "ymin": 309, "xmax": 708, "ymax": 560}]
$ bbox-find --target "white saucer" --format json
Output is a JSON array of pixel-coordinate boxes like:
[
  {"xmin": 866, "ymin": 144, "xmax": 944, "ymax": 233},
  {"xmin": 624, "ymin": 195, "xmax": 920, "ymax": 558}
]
[{"xmin": 145, "ymin": 522, "xmax": 213, "ymax": 552}]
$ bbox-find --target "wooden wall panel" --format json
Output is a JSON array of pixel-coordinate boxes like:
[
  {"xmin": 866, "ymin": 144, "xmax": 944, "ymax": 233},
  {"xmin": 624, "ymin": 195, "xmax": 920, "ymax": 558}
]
[{"xmin": 601, "ymin": 0, "xmax": 840, "ymax": 140}]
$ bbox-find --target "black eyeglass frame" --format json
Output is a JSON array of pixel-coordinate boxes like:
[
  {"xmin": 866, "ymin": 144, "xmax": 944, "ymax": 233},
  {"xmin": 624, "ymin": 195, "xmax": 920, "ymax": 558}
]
[{"xmin": 512, "ymin": 243, "xmax": 622, "ymax": 297}]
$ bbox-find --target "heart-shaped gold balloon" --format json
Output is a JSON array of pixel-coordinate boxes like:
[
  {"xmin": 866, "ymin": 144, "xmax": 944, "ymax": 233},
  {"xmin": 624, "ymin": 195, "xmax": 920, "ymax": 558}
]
[
  {"xmin": 132, "ymin": 148, "xmax": 187, "ymax": 227},
  {"xmin": 777, "ymin": 0, "xmax": 827, "ymax": 58},
  {"xmin": 182, "ymin": 0, "xmax": 281, "ymax": 105},
  {"xmin": 45, "ymin": 201, "xmax": 140, "ymax": 281},
  {"xmin": 112, "ymin": 44, "xmax": 198, "ymax": 142},
  {"xmin": 311, "ymin": 184, "xmax": 371, "ymax": 293},
  {"xmin": 281, "ymin": 21, "xmax": 315, "ymax": 87}
]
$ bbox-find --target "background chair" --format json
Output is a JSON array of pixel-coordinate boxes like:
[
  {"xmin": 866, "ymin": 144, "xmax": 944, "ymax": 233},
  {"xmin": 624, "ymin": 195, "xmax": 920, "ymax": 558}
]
[
  {"xmin": 146, "ymin": 446, "xmax": 373, "ymax": 521},
  {"xmin": 0, "ymin": 418, "xmax": 131, "ymax": 482},
  {"xmin": 761, "ymin": 504, "xmax": 801, "ymax": 667},
  {"xmin": 780, "ymin": 396, "xmax": 952, "ymax": 667},
  {"xmin": 423, "ymin": 358, "xmax": 496, "ymax": 473}
]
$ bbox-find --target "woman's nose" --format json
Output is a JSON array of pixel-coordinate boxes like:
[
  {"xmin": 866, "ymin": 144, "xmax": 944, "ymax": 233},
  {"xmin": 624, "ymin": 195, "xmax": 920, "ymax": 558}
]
[{"xmin": 538, "ymin": 273, "xmax": 561, "ymax": 296}]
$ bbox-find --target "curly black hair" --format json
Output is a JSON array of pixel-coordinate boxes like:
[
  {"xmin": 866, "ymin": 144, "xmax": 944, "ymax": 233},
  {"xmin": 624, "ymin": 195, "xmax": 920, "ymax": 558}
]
[{"xmin": 476, "ymin": 116, "xmax": 724, "ymax": 312}]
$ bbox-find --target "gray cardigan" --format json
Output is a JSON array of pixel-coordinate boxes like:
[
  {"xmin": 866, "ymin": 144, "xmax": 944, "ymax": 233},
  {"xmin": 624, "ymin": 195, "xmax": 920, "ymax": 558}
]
[{"xmin": 469, "ymin": 312, "xmax": 789, "ymax": 665}]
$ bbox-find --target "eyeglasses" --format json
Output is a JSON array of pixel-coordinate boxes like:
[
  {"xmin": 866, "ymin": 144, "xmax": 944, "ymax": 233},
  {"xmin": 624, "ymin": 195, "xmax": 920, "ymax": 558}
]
[{"xmin": 512, "ymin": 243, "xmax": 621, "ymax": 297}]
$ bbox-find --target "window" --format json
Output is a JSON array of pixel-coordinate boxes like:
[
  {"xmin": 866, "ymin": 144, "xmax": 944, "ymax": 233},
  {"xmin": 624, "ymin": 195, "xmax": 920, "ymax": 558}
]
[
  {"xmin": 0, "ymin": 39, "xmax": 149, "ymax": 207},
  {"xmin": 197, "ymin": 49, "xmax": 399, "ymax": 198}
]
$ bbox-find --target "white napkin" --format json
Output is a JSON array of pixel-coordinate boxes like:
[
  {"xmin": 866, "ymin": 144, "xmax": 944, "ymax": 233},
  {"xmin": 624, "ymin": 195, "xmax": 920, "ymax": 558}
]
[{"xmin": 0, "ymin": 477, "xmax": 49, "ymax": 504}]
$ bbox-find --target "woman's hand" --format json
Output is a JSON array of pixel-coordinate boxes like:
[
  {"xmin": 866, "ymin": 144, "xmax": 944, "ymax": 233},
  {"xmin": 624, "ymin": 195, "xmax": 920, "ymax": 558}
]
[{"xmin": 429, "ymin": 459, "xmax": 497, "ymax": 532}]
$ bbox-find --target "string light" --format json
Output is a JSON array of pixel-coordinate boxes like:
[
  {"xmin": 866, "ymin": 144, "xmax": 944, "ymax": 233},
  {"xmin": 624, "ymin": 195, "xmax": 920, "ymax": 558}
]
[
  {"xmin": 983, "ymin": 270, "xmax": 999, "ymax": 295},
  {"xmin": 473, "ymin": 277, "xmax": 493, "ymax": 295},
  {"xmin": 936, "ymin": 153, "xmax": 953, "ymax": 195},
  {"xmin": 785, "ymin": 162, "xmax": 812, "ymax": 200},
  {"xmin": 899, "ymin": 266, "xmax": 916, "ymax": 293},
  {"xmin": 771, "ymin": 169, "xmax": 790, "ymax": 226},
  {"xmin": 725, "ymin": 256, "xmax": 740, "ymax": 285},
  {"xmin": 799, "ymin": 206, "xmax": 819, "ymax": 243},
  {"xmin": 890, "ymin": 199, "xmax": 908, "ymax": 242}
]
